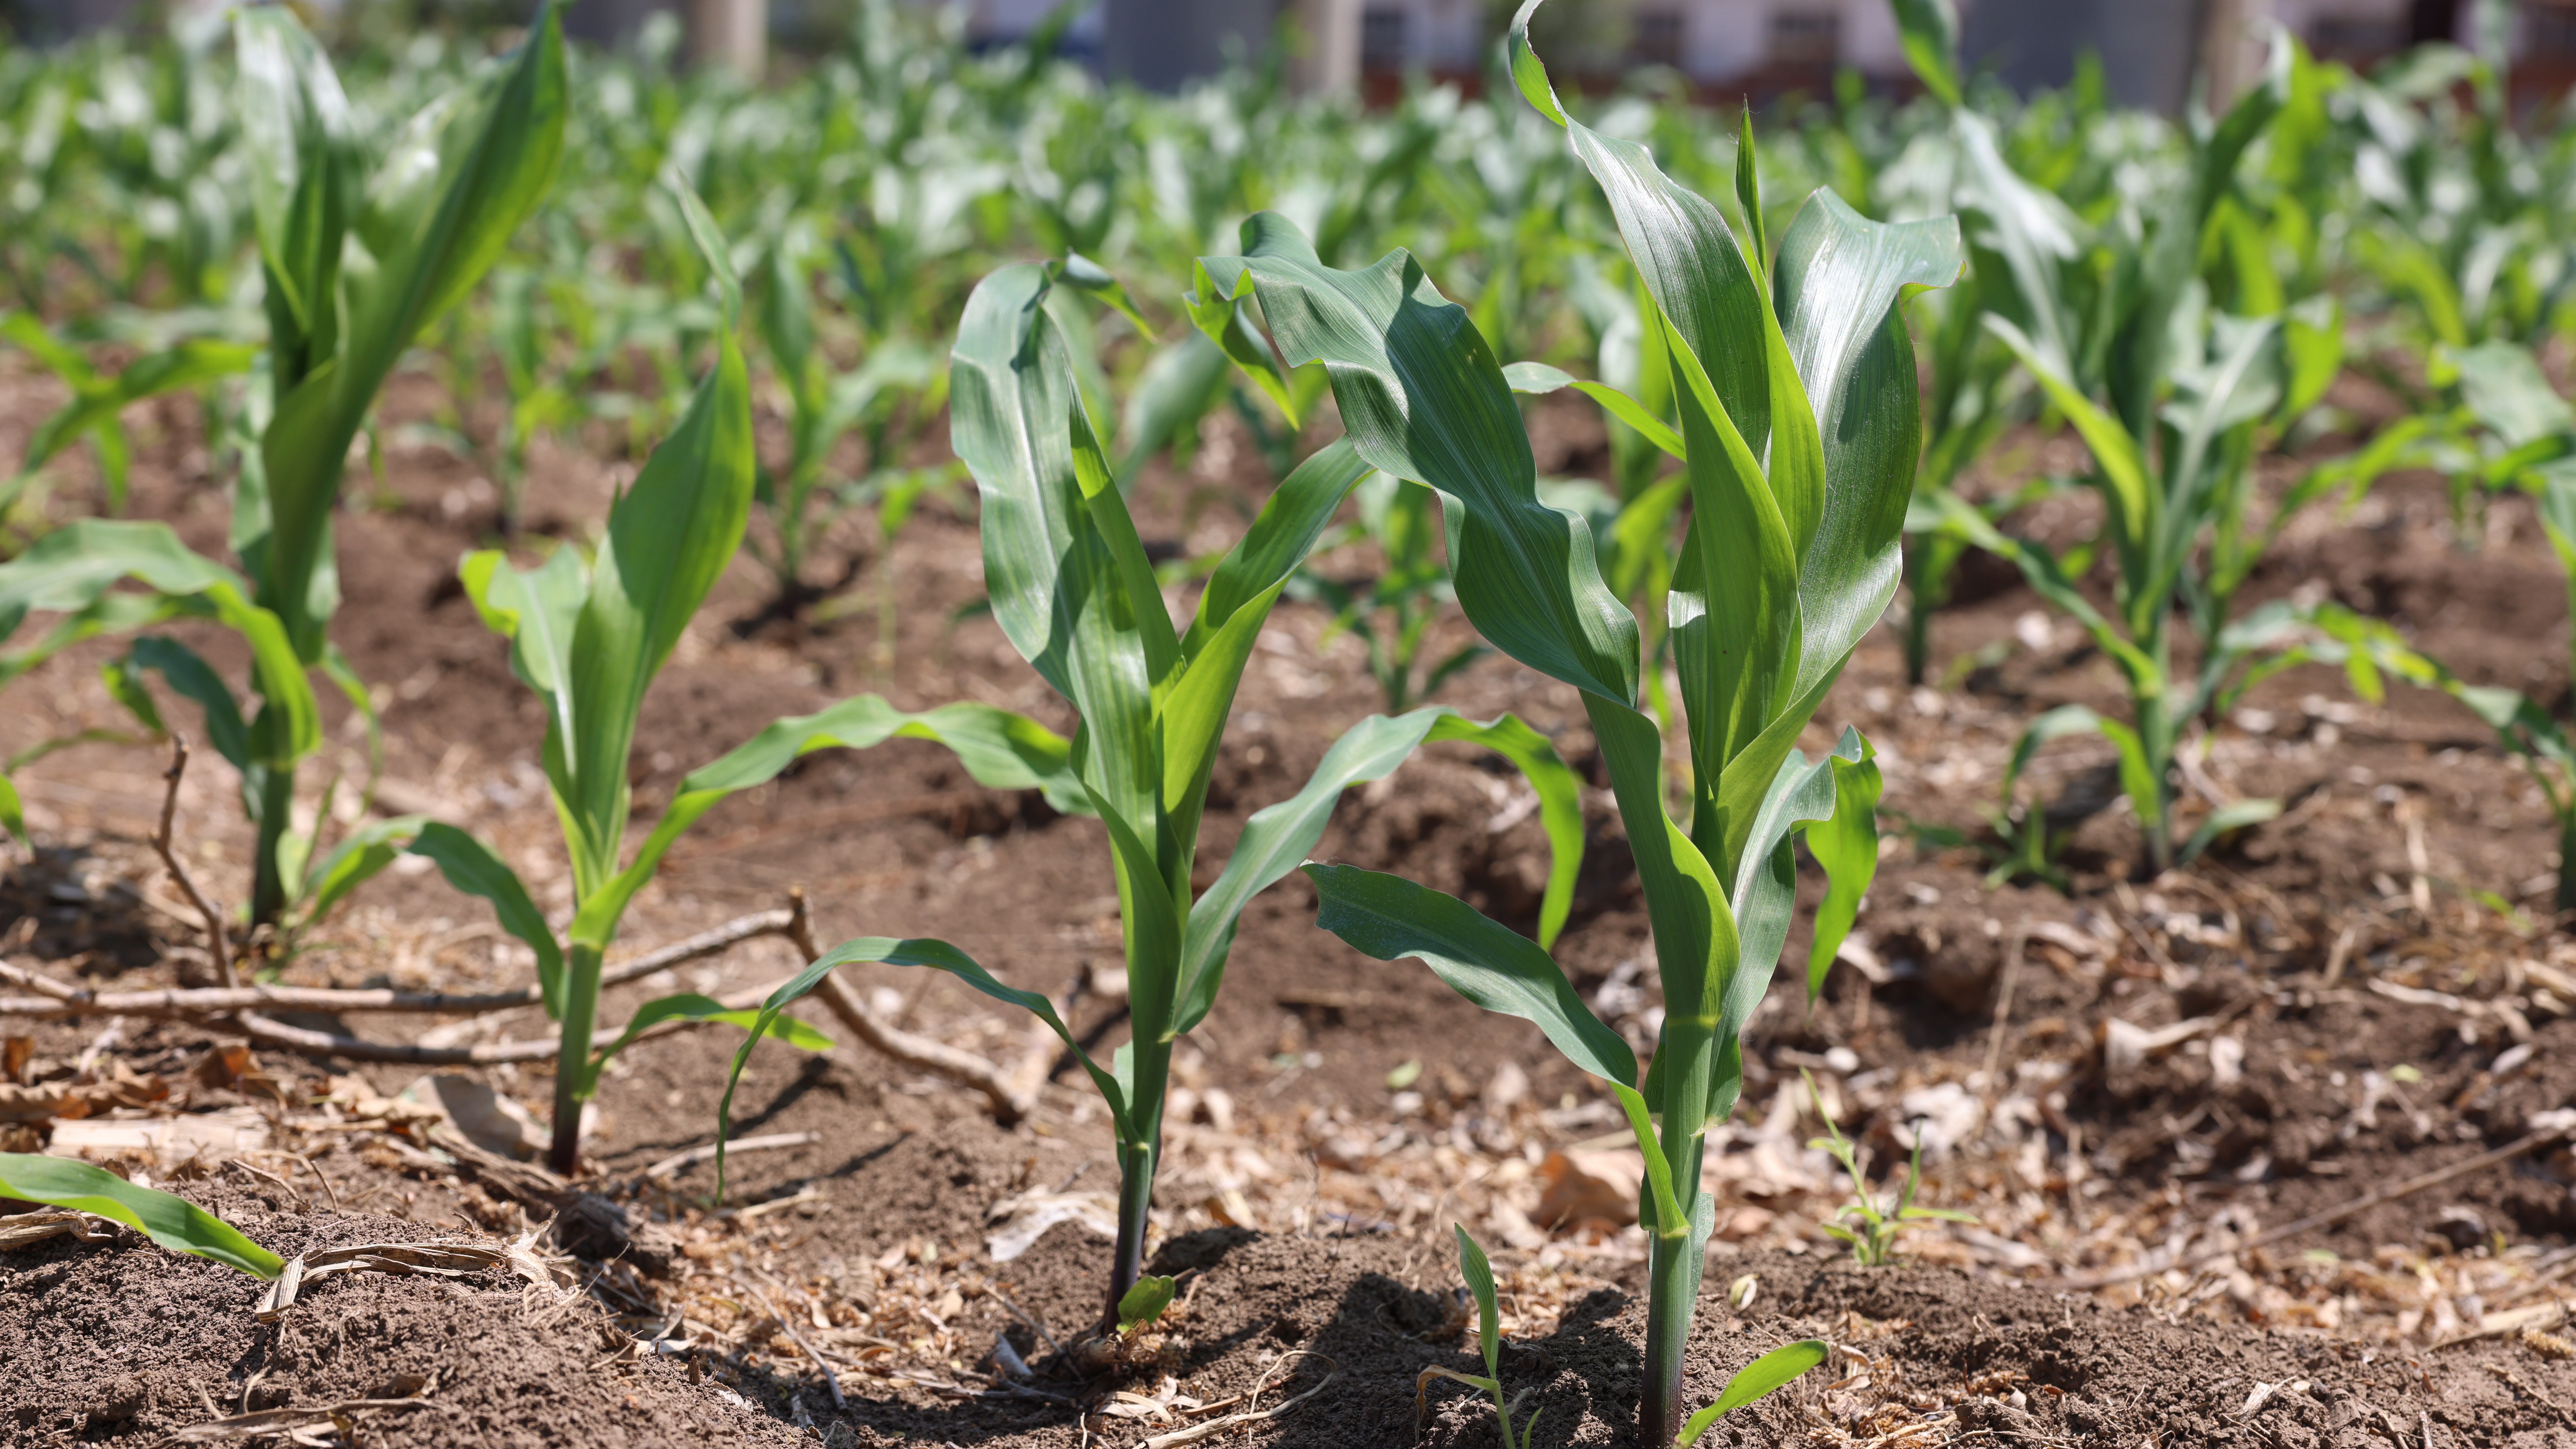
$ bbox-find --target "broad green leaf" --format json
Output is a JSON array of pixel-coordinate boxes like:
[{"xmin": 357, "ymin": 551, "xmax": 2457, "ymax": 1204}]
[
  {"xmin": 0, "ymin": 1153, "xmax": 281, "ymax": 1279},
  {"xmin": 2453, "ymin": 341, "xmax": 2572, "ymax": 448},
  {"xmin": 1162, "ymin": 436, "xmax": 1375, "ymax": 860},
  {"xmin": 1507, "ymin": 13, "xmax": 1772, "ymax": 465},
  {"xmin": 1664, "ymin": 311, "xmax": 1800, "ymax": 791},
  {"xmin": 574, "ymin": 696, "xmax": 1086, "ymax": 955},
  {"xmin": 1169, "ymin": 706, "xmax": 1583, "ymax": 1039},
  {"xmin": 458, "ymin": 545, "xmax": 586, "ymax": 769},
  {"xmin": 1675, "ymin": 1339, "xmax": 1829, "ymax": 1444},
  {"xmin": 593, "ymin": 991, "xmax": 832, "ymax": 1071},
  {"xmin": 1768, "ymin": 192, "xmax": 1962, "ymax": 706},
  {"xmin": 1117, "ymin": 331, "xmax": 1229, "ymax": 491},
  {"xmin": 297, "ymin": 814, "xmax": 429, "ymax": 927},
  {"xmin": 949, "ymin": 262, "xmax": 1170, "ymax": 840},
  {"xmin": 557, "ymin": 173, "xmax": 753, "ymax": 896},
  {"xmin": 403, "ymin": 822, "xmax": 565, "ymax": 1016},
  {"xmin": 1888, "ymin": 0, "xmax": 1962, "ymax": 106},
  {"xmin": 1304, "ymin": 863, "xmax": 1633, "ymax": 1088},
  {"xmin": 1199, "ymin": 213, "xmax": 1640, "ymax": 708},
  {"xmin": 719, "ymin": 936, "xmax": 1128, "ymax": 1197},
  {"xmin": 2179, "ymin": 797, "xmax": 2280, "ymax": 864},
  {"xmin": 125, "ymin": 637, "xmax": 248, "ymax": 774},
  {"xmin": 1984, "ymin": 316, "xmax": 2152, "ymax": 545},
  {"xmin": 254, "ymin": 5, "xmax": 567, "ymax": 656},
  {"xmin": 0, "ymin": 521, "xmax": 318, "ymax": 767},
  {"xmin": 1804, "ymin": 734, "xmax": 1881, "ymax": 999},
  {"xmin": 1306, "ymin": 859, "xmax": 1686, "ymax": 1235},
  {"xmin": 233, "ymin": 5, "xmax": 356, "ymax": 363},
  {"xmin": 16, "ymin": 340, "xmax": 259, "ymax": 489},
  {"xmin": 1505, "ymin": 361, "xmax": 1686, "ymax": 461},
  {"xmin": 0, "ymin": 771, "xmax": 23, "ymax": 847}
]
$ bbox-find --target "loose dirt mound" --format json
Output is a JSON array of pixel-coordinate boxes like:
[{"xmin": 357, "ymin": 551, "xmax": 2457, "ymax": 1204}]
[{"xmin": 0, "ymin": 1180, "xmax": 802, "ymax": 1447}]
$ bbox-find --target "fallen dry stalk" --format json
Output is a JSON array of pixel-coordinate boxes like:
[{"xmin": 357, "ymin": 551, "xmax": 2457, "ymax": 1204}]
[
  {"xmin": 2065, "ymin": 1124, "xmax": 2575, "ymax": 1289},
  {"xmin": 1135, "ymin": 1352, "xmax": 1336, "ymax": 1448},
  {"xmin": 781, "ymin": 891, "xmax": 1036, "ymax": 1126},
  {"xmin": 173, "ymin": 1397, "xmax": 441, "ymax": 1441},
  {"xmin": 644, "ymin": 1130, "xmax": 818, "ymax": 1180},
  {"xmin": 0, "ymin": 906, "xmax": 799, "ymax": 1019},
  {"xmin": 150, "ymin": 736, "xmax": 235, "ymax": 990}
]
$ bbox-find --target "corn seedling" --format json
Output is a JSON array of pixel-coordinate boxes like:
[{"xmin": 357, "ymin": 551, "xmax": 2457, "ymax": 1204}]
[
  {"xmin": 0, "ymin": 1152, "xmax": 281, "ymax": 1279},
  {"xmin": 0, "ymin": 311, "xmax": 256, "ymax": 520},
  {"xmin": 0, "ymin": 5, "xmax": 567, "ymax": 933},
  {"xmin": 1883, "ymin": 6, "xmax": 2417, "ymax": 875},
  {"xmin": 749, "ymin": 221, "xmax": 950, "ymax": 621},
  {"xmin": 1296, "ymin": 9, "xmax": 1954, "ymax": 1440},
  {"xmin": 1417, "ymin": 1225, "xmax": 1540, "ymax": 1448},
  {"xmin": 1805, "ymin": 1070, "xmax": 1974, "ymax": 1266},
  {"xmin": 723, "ymin": 253, "xmax": 1587, "ymax": 1328}
]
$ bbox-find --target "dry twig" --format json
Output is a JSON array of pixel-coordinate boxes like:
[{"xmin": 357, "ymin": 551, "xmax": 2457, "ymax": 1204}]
[
  {"xmin": 151, "ymin": 736, "xmax": 234, "ymax": 990},
  {"xmin": 0, "ymin": 906, "xmax": 800, "ymax": 1019},
  {"xmin": 779, "ymin": 888, "xmax": 1036, "ymax": 1125}
]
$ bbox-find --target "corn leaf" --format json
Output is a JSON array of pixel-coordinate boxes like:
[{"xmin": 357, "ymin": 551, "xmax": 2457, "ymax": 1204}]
[
  {"xmin": 1504, "ymin": 362, "xmax": 1685, "ymax": 461},
  {"xmin": 297, "ymin": 814, "xmax": 430, "ymax": 928},
  {"xmin": 1304, "ymin": 862, "xmax": 1633, "ymax": 1089},
  {"xmin": 0, "ymin": 771, "xmax": 23, "ymax": 847},
  {"xmin": 556, "ymin": 175, "xmax": 752, "ymax": 901},
  {"xmin": 253, "ymin": 5, "xmax": 567, "ymax": 656},
  {"xmin": 0, "ymin": 1153, "xmax": 281, "ymax": 1279},
  {"xmin": 0, "ymin": 521, "xmax": 317, "ymax": 768},
  {"xmin": 1888, "ymin": 0, "xmax": 1963, "ymax": 106},
  {"xmin": 124, "ymin": 636, "xmax": 249, "ymax": 774},
  {"xmin": 1675, "ymin": 1340, "xmax": 1829, "ymax": 1444},
  {"xmin": 1454, "ymin": 1224, "xmax": 1503, "ymax": 1382},
  {"xmin": 402, "ymin": 821, "xmax": 565, "ymax": 1016},
  {"xmin": 1169, "ymin": 705, "xmax": 1582, "ymax": 1040},
  {"xmin": 572, "ymin": 695, "xmax": 1085, "ymax": 955},
  {"xmin": 1199, "ymin": 212, "xmax": 1639, "ymax": 708},
  {"xmin": 595, "ymin": 991, "xmax": 833, "ymax": 1070},
  {"xmin": 719, "ymin": 936, "xmax": 1129, "ymax": 1195},
  {"xmin": 1804, "ymin": 736, "xmax": 1883, "ymax": 1000}
]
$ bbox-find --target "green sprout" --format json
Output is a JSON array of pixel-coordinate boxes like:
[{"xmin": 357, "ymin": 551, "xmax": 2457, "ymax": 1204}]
[{"xmin": 1805, "ymin": 1070, "xmax": 1975, "ymax": 1268}]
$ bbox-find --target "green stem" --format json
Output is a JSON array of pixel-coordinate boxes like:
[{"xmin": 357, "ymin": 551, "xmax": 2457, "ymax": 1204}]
[
  {"xmin": 249, "ymin": 763, "xmax": 295, "ymax": 929},
  {"xmin": 2136, "ymin": 688, "xmax": 2175, "ymax": 878},
  {"xmin": 548, "ymin": 940, "xmax": 603, "ymax": 1176},
  {"xmin": 1104, "ymin": 1037, "xmax": 1169, "ymax": 1327},
  {"xmin": 1638, "ymin": 1225, "xmax": 1698, "ymax": 1448},
  {"xmin": 1107, "ymin": 1127, "xmax": 1160, "ymax": 1325}
]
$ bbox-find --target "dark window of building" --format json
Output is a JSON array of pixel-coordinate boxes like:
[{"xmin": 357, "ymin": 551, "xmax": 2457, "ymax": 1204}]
[
  {"xmin": 1631, "ymin": 8, "xmax": 1684, "ymax": 68},
  {"xmin": 1361, "ymin": 5, "xmax": 1408, "ymax": 72},
  {"xmin": 1768, "ymin": 8, "xmax": 1839, "ymax": 66},
  {"xmin": 2533, "ymin": 3, "xmax": 2576, "ymax": 60},
  {"xmin": 2311, "ymin": 15, "xmax": 2405, "ymax": 58},
  {"xmin": 2409, "ymin": 0, "xmax": 2460, "ymax": 45}
]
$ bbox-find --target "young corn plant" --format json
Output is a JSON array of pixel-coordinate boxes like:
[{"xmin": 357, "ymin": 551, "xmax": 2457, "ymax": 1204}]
[
  {"xmin": 1296, "ymin": 9, "xmax": 1956, "ymax": 1441},
  {"xmin": 1804, "ymin": 1071, "xmax": 1973, "ymax": 1265},
  {"xmin": 1885, "ymin": 6, "xmax": 2410, "ymax": 874},
  {"xmin": 0, "ymin": 6, "xmax": 567, "ymax": 932},
  {"xmin": 367, "ymin": 185, "xmax": 1087, "ymax": 1174},
  {"xmin": 723, "ymin": 254, "xmax": 1588, "ymax": 1329},
  {"xmin": 748, "ymin": 221, "xmax": 948, "ymax": 621},
  {"xmin": 1430, "ymin": 1225, "xmax": 1827, "ymax": 1447}
]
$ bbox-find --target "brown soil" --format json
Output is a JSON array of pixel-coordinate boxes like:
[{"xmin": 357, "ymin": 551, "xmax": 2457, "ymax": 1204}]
[
  {"xmin": 3, "ymin": 351, "xmax": 2575, "ymax": 1447},
  {"xmin": 1, "ymin": 1177, "xmax": 804, "ymax": 1447}
]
